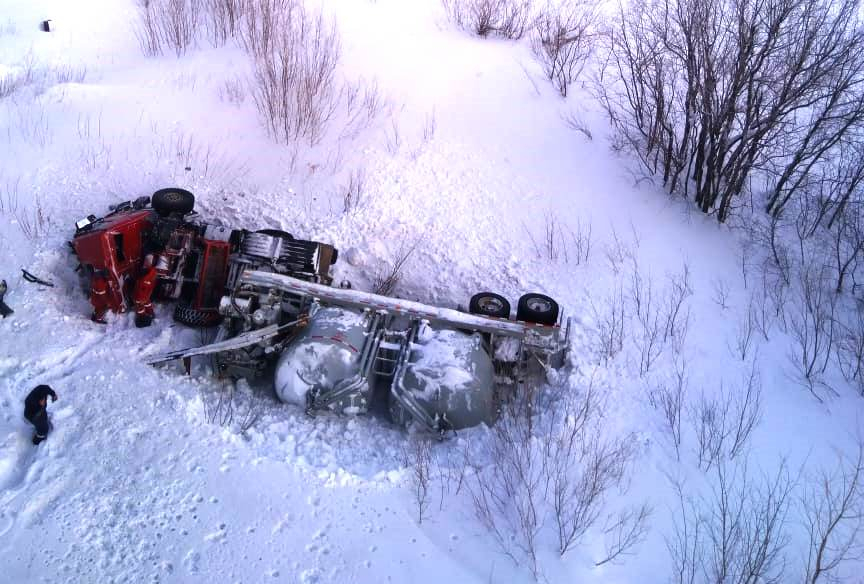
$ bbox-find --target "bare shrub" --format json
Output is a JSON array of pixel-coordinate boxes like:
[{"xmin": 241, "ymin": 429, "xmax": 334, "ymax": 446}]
[
  {"xmin": 342, "ymin": 168, "xmax": 366, "ymax": 214},
  {"xmin": 650, "ymin": 359, "xmax": 687, "ymax": 460},
  {"xmin": 466, "ymin": 390, "xmax": 548, "ymax": 578},
  {"xmin": 590, "ymin": 282, "xmax": 626, "ymax": 364},
  {"xmin": 603, "ymin": 223, "xmax": 638, "ymax": 274},
  {"xmin": 837, "ymin": 305, "xmax": 864, "ymax": 396},
  {"xmin": 595, "ymin": 503, "xmax": 652, "ymax": 566},
  {"xmin": 135, "ymin": 0, "xmax": 202, "ymax": 57},
  {"xmin": 385, "ymin": 114, "xmax": 401, "ymax": 154},
  {"xmin": 690, "ymin": 366, "xmax": 762, "ymax": 471},
  {"xmin": 711, "ymin": 278, "xmax": 731, "ymax": 311},
  {"xmin": 531, "ymin": 0, "xmax": 598, "ymax": 97},
  {"xmin": 526, "ymin": 213, "xmax": 592, "ymax": 265},
  {"xmin": 570, "ymin": 217, "xmax": 593, "ymax": 265},
  {"xmin": 239, "ymin": 0, "xmax": 294, "ymax": 61},
  {"xmin": 0, "ymin": 177, "xmax": 47, "ymax": 240},
  {"xmin": 728, "ymin": 361, "xmax": 762, "ymax": 461},
  {"xmin": 667, "ymin": 460, "xmax": 794, "ymax": 584},
  {"xmin": 549, "ymin": 428, "xmax": 635, "ymax": 556},
  {"xmin": 691, "ymin": 388, "xmax": 732, "ymax": 472},
  {"xmin": 750, "ymin": 286, "xmax": 773, "ymax": 342},
  {"xmin": 831, "ymin": 204, "xmax": 864, "ymax": 294},
  {"xmin": 16, "ymin": 197, "xmax": 48, "ymax": 241},
  {"xmin": 135, "ymin": 0, "xmax": 163, "ymax": 56},
  {"xmin": 217, "ymin": 76, "xmax": 245, "ymax": 105},
  {"xmin": 402, "ymin": 437, "xmax": 433, "ymax": 524},
  {"xmin": 337, "ymin": 78, "xmax": 386, "ymax": 143},
  {"xmin": 562, "ymin": 109, "xmax": 593, "ymax": 139},
  {"xmin": 663, "ymin": 264, "xmax": 692, "ymax": 351},
  {"xmin": 630, "ymin": 260, "xmax": 664, "ymax": 376},
  {"xmin": 788, "ymin": 266, "xmax": 838, "ymax": 400},
  {"xmin": 204, "ymin": 0, "xmax": 244, "ymax": 46},
  {"xmin": 248, "ymin": 4, "xmax": 341, "ymax": 146},
  {"xmin": 372, "ymin": 237, "xmax": 422, "ymax": 296},
  {"xmin": 731, "ymin": 304, "xmax": 759, "ymax": 361},
  {"xmin": 763, "ymin": 262, "xmax": 790, "ymax": 332},
  {"xmin": 0, "ymin": 71, "xmax": 24, "ymax": 99},
  {"xmin": 441, "ymin": 0, "xmax": 533, "ymax": 40},
  {"xmin": 802, "ymin": 439, "xmax": 864, "ymax": 584},
  {"xmin": 52, "ymin": 64, "xmax": 88, "ymax": 85}
]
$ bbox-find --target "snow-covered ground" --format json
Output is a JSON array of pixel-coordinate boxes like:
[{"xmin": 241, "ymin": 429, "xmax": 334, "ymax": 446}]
[{"xmin": 2, "ymin": 1, "xmax": 863, "ymax": 583}]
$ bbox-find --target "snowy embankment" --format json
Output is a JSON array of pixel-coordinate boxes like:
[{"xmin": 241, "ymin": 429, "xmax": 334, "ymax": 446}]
[{"xmin": 1, "ymin": 1, "xmax": 863, "ymax": 583}]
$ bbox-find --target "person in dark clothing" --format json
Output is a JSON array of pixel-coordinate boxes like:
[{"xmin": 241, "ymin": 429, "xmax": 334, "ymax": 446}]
[{"xmin": 24, "ymin": 385, "xmax": 58, "ymax": 445}]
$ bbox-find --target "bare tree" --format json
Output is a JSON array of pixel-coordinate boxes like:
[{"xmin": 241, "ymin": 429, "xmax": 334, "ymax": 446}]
[
  {"xmin": 531, "ymin": 0, "xmax": 598, "ymax": 97},
  {"xmin": 598, "ymin": 0, "xmax": 864, "ymax": 224}
]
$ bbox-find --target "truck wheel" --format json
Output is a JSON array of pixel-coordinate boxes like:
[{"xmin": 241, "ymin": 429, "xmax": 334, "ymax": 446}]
[
  {"xmin": 173, "ymin": 304, "xmax": 221, "ymax": 328},
  {"xmin": 152, "ymin": 188, "xmax": 195, "ymax": 217},
  {"xmin": 469, "ymin": 292, "xmax": 511, "ymax": 319},
  {"xmin": 516, "ymin": 293, "xmax": 559, "ymax": 325}
]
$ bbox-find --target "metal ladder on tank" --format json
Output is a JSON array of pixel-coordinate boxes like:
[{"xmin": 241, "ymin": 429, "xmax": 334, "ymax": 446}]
[{"xmin": 373, "ymin": 329, "xmax": 409, "ymax": 378}]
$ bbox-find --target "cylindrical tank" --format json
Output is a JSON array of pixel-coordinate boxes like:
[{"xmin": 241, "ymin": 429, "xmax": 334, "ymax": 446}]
[
  {"xmin": 274, "ymin": 307, "xmax": 372, "ymax": 414},
  {"xmin": 391, "ymin": 328, "xmax": 496, "ymax": 430}
]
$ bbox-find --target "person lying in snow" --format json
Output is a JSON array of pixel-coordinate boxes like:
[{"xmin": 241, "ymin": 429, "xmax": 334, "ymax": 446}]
[{"xmin": 24, "ymin": 384, "xmax": 58, "ymax": 445}]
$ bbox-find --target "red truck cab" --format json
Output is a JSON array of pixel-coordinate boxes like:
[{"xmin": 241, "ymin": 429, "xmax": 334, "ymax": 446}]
[{"xmin": 70, "ymin": 190, "xmax": 230, "ymax": 327}]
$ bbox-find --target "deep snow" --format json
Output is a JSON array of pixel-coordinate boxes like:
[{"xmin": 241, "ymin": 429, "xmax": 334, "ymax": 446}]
[{"xmin": 1, "ymin": 1, "xmax": 863, "ymax": 583}]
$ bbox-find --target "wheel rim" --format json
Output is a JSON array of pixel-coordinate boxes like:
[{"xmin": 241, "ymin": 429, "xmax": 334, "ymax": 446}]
[
  {"xmin": 479, "ymin": 297, "xmax": 505, "ymax": 313},
  {"xmin": 164, "ymin": 192, "xmax": 182, "ymax": 202},
  {"xmin": 526, "ymin": 297, "xmax": 552, "ymax": 313}
]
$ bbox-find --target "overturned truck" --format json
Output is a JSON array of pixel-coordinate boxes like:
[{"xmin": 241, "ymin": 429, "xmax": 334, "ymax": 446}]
[{"xmin": 72, "ymin": 188, "xmax": 570, "ymax": 433}]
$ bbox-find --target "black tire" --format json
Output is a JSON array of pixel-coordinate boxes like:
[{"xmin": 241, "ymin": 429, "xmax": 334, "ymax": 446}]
[
  {"xmin": 256, "ymin": 229, "xmax": 294, "ymax": 240},
  {"xmin": 516, "ymin": 293, "xmax": 559, "ymax": 326},
  {"xmin": 152, "ymin": 188, "xmax": 195, "ymax": 217},
  {"xmin": 469, "ymin": 292, "xmax": 511, "ymax": 319},
  {"xmin": 173, "ymin": 304, "xmax": 222, "ymax": 328}
]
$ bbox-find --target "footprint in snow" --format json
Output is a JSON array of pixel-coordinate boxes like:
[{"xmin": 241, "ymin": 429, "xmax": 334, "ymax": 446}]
[{"xmin": 183, "ymin": 549, "xmax": 200, "ymax": 574}]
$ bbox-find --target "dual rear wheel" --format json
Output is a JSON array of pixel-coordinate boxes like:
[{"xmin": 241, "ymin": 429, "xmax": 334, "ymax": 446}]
[{"xmin": 468, "ymin": 291, "xmax": 559, "ymax": 326}]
